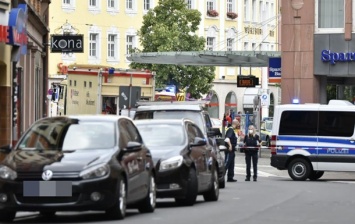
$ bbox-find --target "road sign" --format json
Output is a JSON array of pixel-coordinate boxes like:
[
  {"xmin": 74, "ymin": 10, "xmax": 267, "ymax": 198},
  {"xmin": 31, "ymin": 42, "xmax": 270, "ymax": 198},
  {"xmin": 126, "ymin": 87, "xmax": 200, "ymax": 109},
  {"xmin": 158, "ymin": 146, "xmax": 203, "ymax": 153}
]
[{"xmin": 260, "ymin": 93, "xmax": 270, "ymax": 106}]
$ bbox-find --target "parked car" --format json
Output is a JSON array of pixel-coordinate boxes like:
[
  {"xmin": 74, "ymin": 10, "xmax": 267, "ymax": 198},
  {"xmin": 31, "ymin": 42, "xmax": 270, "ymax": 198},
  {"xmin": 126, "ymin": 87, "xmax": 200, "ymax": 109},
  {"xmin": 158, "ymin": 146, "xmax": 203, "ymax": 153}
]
[
  {"xmin": 134, "ymin": 101, "xmax": 226, "ymax": 188},
  {"xmin": 210, "ymin": 118, "xmax": 222, "ymax": 135},
  {"xmin": 260, "ymin": 120, "xmax": 273, "ymax": 147},
  {"xmin": 135, "ymin": 119, "xmax": 219, "ymax": 206},
  {"xmin": 0, "ymin": 115, "xmax": 156, "ymax": 222}
]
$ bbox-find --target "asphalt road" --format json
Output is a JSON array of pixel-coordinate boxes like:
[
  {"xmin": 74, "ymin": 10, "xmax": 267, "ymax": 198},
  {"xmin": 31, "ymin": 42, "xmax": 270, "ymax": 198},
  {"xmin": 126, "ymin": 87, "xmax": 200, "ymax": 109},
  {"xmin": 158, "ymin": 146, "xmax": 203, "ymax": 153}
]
[{"xmin": 11, "ymin": 149, "xmax": 355, "ymax": 224}]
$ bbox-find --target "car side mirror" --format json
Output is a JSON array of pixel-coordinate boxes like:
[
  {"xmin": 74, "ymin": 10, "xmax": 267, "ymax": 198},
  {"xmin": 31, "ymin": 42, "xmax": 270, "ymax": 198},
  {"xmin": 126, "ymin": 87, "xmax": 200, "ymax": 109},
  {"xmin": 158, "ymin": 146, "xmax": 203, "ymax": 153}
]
[
  {"xmin": 208, "ymin": 128, "xmax": 221, "ymax": 137},
  {"xmin": 125, "ymin": 141, "xmax": 142, "ymax": 152},
  {"xmin": 0, "ymin": 145, "xmax": 12, "ymax": 153},
  {"xmin": 190, "ymin": 137, "xmax": 206, "ymax": 147}
]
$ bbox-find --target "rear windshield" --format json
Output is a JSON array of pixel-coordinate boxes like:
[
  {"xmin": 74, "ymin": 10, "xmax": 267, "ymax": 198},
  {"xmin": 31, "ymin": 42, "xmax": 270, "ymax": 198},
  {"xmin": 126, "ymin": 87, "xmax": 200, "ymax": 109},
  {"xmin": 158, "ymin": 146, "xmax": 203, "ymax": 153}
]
[
  {"xmin": 136, "ymin": 123, "xmax": 185, "ymax": 147},
  {"xmin": 18, "ymin": 121, "xmax": 115, "ymax": 151},
  {"xmin": 134, "ymin": 110, "xmax": 205, "ymax": 133}
]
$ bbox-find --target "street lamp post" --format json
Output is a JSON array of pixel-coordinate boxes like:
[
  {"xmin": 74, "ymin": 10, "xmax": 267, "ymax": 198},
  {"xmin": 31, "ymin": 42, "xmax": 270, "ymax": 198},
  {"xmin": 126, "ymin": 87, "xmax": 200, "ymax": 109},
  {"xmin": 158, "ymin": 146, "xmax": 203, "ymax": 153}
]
[{"xmin": 97, "ymin": 68, "xmax": 103, "ymax": 114}]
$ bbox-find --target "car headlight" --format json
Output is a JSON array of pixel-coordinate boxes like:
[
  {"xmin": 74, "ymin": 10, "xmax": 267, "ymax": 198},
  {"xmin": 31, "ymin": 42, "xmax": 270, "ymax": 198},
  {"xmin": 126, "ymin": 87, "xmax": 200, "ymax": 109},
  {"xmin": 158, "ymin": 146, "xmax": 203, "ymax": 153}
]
[
  {"xmin": 0, "ymin": 166, "xmax": 17, "ymax": 180},
  {"xmin": 80, "ymin": 164, "xmax": 110, "ymax": 180},
  {"xmin": 160, "ymin": 156, "xmax": 183, "ymax": 171}
]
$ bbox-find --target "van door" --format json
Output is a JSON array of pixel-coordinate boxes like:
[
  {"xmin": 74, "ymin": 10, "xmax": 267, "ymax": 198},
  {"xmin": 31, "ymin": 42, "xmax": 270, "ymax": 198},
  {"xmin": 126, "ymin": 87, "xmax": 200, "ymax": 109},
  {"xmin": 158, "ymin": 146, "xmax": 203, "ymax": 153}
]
[{"xmin": 317, "ymin": 110, "xmax": 355, "ymax": 171}]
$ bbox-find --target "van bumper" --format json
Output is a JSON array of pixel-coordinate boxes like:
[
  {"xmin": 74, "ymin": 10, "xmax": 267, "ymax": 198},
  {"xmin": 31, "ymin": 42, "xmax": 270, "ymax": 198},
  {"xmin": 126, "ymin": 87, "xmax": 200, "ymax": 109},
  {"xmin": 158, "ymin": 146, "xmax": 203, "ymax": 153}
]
[{"xmin": 270, "ymin": 155, "xmax": 288, "ymax": 170}]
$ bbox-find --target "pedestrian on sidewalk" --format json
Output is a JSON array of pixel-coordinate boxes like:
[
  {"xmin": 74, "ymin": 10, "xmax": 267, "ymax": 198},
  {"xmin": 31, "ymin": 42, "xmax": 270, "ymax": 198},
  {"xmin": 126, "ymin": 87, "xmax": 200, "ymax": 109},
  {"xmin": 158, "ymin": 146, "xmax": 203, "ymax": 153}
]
[
  {"xmin": 243, "ymin": 125, "xmax": 261, "ymax": 182},
  {"xmin": 224, "ymin": 120, "xmax": 239, "ymax": 182}
]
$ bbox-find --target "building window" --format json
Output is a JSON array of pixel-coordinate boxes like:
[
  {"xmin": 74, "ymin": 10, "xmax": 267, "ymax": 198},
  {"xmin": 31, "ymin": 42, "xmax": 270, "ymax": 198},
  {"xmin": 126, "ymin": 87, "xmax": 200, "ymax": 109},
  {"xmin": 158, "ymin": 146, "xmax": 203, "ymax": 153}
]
[
  {"xmin": 144, "ymin": 0, "xmax": 151, "ymax": 10},
  {"xmin": 252, "ymin": 0, "xmax": 257, "ymax": 22},
  {"xmin": 259, "ymin": 0, "xmax": 263, "ymax": 22},
  {"xmin": 207, "ymin": 0, "xmax": 216, "ymax": 10},
  {"xmin": 108, "ymin": 34, "xmax": 117, "ymax": 59},
  {"xmin": 316, "ymin": 0, "xmax": 344, "ymax": 33},
  {"xmin": 244, "ymin": 0, "xmax": 249, "ymax": 21},
  {"xmin": 185, "ymin": 0, "xmax": 193, "ymax": 9},
  {"xmin": 89, "ymin": 33, "xmax": 98, "ymax": 57},
  {"xmin": 227, "ymin": 38, "xmax": 234, "ymax": 51},
  {"xmin": 89, "ymin": 82, "xmax": 92, "ymax": 88},
  {"xmin": 126, "ymin": 35, "xmax": 135, "ymax": 54},
  {"xmin": 244, "ymin": 42, "xmax": 249, "ymax": 50},
  {"xmin": 74, "ymin": 80, "xmax": 77, "ymax": 86},
  {"xmin": 206, "ymin": 37, "xmax": 215, "ymax": 51},
  {"xmin": 69, "ymin": 80, "xmax": 72, "ymax": 86},
  {"xmin": 84, "ymin": 81, "xmax": 87, "ymax": 88},
  {"xmin": 108, "ymin": 0, "xmax": 118, "ymax": 11},
  {"xmin": 89, "ymin": 0, "xmax": 97, "ymax": 7},
  {"xmin": 62, "ymin": 0, "xmax": 75, "ymax": 9},
  {"xmin": 227, "ymin": 0, "xmax": 234, "ymax": 12},
  {"xmin": 126, "ymin": 0, "xmax": 133, "ymax": 9}
]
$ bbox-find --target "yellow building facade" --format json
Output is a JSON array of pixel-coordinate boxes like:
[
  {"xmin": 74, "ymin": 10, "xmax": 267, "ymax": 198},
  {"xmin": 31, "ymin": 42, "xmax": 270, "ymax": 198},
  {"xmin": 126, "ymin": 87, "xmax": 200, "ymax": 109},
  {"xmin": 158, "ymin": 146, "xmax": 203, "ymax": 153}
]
[{"xmin": 47, "ymin": 0, "xmax": 280, "ymax": 118}]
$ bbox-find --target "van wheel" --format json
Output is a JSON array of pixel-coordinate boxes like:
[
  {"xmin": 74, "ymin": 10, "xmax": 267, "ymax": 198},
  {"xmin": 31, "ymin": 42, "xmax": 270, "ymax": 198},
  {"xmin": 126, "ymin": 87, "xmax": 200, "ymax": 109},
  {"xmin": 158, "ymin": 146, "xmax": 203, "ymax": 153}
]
[
  {"xmin": 288, "ymin": 158, "xmax": 311, "ymax": 181},
  {"xmin": 308, "ymin": 171, "xmax": 324, "ymax": 181},
  {"xmin": 175, "ymin": 168, "xmax": 197, "ymax": 206}
]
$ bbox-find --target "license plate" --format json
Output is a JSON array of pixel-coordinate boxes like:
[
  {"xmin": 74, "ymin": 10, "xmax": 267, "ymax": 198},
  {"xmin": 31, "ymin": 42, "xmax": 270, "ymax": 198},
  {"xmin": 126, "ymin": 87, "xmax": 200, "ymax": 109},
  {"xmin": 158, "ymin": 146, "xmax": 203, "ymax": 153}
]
[{"xmin": 23, "ymin": 181, "xmax": 72, "ymax": 197}]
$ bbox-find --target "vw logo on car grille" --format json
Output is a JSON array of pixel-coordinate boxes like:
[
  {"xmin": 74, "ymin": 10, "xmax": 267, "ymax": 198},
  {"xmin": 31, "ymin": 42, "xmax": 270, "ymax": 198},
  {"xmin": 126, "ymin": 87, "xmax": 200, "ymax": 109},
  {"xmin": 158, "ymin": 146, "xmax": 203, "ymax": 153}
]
[{"xmin": 42, "ymin": 170, "xmax": 53, "ymax": 181}]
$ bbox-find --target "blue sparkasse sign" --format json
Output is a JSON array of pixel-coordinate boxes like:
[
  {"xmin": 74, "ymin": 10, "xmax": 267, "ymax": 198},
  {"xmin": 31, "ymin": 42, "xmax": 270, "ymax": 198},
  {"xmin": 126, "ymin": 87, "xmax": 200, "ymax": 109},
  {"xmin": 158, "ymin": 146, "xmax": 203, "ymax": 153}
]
[{"xmin": 269, "ymin": 57, "xmax": 281, "ymax": 83}]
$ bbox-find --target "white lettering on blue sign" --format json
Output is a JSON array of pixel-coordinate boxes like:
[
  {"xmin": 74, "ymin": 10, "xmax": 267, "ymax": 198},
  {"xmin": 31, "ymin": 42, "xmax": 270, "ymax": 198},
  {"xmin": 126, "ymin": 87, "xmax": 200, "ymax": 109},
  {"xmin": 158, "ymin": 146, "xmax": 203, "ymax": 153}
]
[
  {"xmin": 321, "ymin": 50, "xmax": 355, "ymax": 65},
  {"xmin": 326, "ymin": 148, "xmax": 349, "ymax": 154},
  {"xmin": 269, "ymin": 67, "xmax": 281, "ymax": 76}
]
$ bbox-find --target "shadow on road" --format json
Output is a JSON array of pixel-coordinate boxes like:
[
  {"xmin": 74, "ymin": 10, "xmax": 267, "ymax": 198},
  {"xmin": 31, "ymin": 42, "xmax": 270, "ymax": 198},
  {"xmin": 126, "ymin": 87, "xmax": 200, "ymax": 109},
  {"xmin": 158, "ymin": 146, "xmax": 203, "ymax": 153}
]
[{"xmin": 10, "ymin": 200, "xmax": 205, "ymax": 223}]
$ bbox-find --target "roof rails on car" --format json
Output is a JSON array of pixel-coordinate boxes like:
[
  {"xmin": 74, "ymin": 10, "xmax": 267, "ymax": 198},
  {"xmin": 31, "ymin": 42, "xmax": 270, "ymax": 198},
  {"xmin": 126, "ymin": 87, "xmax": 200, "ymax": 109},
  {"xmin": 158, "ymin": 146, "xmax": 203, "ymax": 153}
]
[
  {"xmin": 136, "ymin": 100, "xmax": 210, "ymax": 107},
  {"xmin": 328, "ymin": 100, "xmax": 354, "ymax": 106}
]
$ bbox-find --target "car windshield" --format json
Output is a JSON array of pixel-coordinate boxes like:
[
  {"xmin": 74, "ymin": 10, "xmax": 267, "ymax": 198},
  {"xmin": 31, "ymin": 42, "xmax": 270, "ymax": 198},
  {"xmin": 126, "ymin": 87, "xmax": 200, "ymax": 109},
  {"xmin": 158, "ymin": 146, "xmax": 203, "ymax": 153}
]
[
  {"xmin": 137, "ymin": 123, "xmax": 185, "ymax": 147},
  {"xmin": 211, "ymin": 119, "xmax": 222, "ymax": 127},
  {"xmin": 18, "ymin": 121, "xmax": 115, "ymax": 151},
  {"xmin": 265, "ymin": 122, "xmax": 273, "ymax": 131}
]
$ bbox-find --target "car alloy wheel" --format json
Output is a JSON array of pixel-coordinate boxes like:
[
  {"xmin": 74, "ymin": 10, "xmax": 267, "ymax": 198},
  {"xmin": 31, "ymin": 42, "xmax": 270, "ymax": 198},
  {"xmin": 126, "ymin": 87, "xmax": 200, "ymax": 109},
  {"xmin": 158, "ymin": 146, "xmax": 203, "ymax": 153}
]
[
  {"xmin": 105, "ymin": 178, "xmax": 126, "ymax": 220},
  {"xmin": 138, "ymin": 175, "xmax": 156, "ymax": 213}
]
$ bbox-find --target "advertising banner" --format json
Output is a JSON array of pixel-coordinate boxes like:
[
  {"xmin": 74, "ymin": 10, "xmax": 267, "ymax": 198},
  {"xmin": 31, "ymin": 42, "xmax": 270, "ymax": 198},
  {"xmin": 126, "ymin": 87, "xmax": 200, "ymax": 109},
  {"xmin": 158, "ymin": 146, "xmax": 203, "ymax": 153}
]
[{"xmin": 269, "ymin": 57, "xmax": 281, "ymax": 83}]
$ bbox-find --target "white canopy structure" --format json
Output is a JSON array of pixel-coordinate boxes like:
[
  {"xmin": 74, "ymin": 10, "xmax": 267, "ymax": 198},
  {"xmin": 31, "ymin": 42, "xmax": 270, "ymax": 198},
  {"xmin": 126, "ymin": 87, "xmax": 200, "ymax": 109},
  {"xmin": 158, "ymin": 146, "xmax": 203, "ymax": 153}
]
[{"xmin": 127, "ymin": 51, "xmax": 281, "ymax": 67}]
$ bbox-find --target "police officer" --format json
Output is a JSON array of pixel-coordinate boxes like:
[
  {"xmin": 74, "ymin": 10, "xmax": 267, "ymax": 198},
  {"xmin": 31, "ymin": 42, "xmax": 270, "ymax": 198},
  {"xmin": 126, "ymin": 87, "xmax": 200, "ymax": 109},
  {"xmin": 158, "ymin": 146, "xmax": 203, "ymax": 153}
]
[
  {"xmin": 224, "ymin": 120, "xmax": 239, "ymax": 182},
  {"xmin": 243, "ymin": 125, "xmax": 261, "ymax": 181}
]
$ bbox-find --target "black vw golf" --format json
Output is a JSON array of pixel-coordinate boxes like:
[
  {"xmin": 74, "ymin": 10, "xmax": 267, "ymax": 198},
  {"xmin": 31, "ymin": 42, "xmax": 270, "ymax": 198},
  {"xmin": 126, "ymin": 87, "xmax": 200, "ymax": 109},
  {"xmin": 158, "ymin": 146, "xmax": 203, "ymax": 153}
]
[
  {"xmin": 0, "ymin": 115, "xmax": 156, "ymax": 222},
  {"xmin": 135, "ymin": 119, "xmax": 219, "ymax": 206}
]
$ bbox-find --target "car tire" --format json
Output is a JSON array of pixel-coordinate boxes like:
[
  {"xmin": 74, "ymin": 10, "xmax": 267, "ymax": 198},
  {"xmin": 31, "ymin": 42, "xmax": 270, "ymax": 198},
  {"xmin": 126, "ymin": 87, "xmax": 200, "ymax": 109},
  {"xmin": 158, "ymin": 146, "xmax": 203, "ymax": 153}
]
[
  {"xmin": 203, "ymin": 167, "xmax": 219, "ymax": 202},
  {"xmin": 175, "ymin": 168, "xmax": 197, "ymax": 206},
  {"xmin": 219, "ymin": 178, "xmax": 225, "ymax": 189},
  {"xmin": 308, "ymin": 171, "xmax": 324, "ymax": 181},
  {"xmin": 39, "ymin": 211, "xmax": 56, "ymax": 217},
  {"xmin": 138, "ymin": 175, "xmax": 156, "ymax": 213},
  {"xmin": 105, "ymin": 177, "xmax": 126, "ymax": 220},
  {"xmin": 288, "ymin": 158, "xmax": 312, "ymax": 181},
  {"xmin": 0, "ymin": 211, "xmax": 16, "ymax": 222}
]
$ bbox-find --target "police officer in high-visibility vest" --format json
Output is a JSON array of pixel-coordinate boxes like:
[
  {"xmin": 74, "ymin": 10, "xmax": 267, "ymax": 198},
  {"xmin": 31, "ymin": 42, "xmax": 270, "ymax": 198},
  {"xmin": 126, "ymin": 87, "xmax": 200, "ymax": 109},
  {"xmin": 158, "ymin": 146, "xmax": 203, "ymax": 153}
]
[{"xmin": 224, "ymin": 120, "xmax": 239, "ymax": 182}]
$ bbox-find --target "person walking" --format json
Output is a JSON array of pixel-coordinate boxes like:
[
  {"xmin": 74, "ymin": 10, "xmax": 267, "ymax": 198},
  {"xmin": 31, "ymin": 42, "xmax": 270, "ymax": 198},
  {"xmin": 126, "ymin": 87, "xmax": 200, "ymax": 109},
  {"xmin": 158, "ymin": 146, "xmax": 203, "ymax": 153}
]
[
  {"xmin": 224, "ymin": 120, "xmax": 239, "ymax": 182},
  {"xmin": 243, "ymin": 125, "xmax": 261, "ymax": 182}
]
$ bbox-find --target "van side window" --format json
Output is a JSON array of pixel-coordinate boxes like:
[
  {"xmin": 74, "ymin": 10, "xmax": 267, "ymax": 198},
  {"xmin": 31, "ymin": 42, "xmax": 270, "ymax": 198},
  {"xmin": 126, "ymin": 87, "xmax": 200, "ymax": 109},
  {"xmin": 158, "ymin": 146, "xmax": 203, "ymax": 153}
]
[
  {"xmin": 279, "ymin": 111, "xmax": 317, "ymax": 135},
  {"xmin": 318, "ymin": 111, "xmax": 355, "ymax": 137}
]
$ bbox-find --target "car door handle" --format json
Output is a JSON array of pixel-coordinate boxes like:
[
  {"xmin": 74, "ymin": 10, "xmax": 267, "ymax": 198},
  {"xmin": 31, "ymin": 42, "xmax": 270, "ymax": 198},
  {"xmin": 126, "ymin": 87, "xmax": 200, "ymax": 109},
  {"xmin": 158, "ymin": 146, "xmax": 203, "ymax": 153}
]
[{"xmin": 350, "ymin": 138, "xmax": 355, "ymax": 143}]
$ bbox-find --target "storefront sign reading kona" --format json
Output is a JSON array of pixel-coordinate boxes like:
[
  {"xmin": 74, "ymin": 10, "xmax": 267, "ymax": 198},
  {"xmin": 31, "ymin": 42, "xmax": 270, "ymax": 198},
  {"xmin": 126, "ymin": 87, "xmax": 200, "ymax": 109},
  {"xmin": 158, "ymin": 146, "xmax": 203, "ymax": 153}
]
[
  {"xmin": 51, "ymin": 35, "xmax": 84, "ymax": 53},
  {"xmin": 321, "ymin": 50, "xmax": 355, "ymax": 65}
]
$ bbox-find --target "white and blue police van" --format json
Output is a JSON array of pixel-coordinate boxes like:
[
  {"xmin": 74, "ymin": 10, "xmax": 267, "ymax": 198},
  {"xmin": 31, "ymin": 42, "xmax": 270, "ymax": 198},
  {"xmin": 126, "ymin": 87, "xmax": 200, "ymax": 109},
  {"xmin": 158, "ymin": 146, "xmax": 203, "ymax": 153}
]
[{"xmin": 270, "ymin": 100, "xmax": 355, "ymax": 181}]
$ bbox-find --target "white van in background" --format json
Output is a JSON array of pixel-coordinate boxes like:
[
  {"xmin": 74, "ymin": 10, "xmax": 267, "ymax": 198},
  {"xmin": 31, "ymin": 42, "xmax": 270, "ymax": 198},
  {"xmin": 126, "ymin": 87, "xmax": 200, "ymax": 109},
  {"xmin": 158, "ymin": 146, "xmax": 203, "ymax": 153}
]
[{"xmin": 270, "ymin": 100, "xmax": 355, "ymax": 181}]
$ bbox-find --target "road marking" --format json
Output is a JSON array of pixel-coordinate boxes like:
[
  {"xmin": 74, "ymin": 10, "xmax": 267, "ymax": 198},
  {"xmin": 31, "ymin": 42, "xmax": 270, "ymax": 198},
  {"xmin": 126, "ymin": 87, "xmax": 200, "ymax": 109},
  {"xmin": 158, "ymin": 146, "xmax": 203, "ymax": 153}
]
[{"xmin": 233, "ymin": 167, "xmax": 277, "ymax": 177}]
